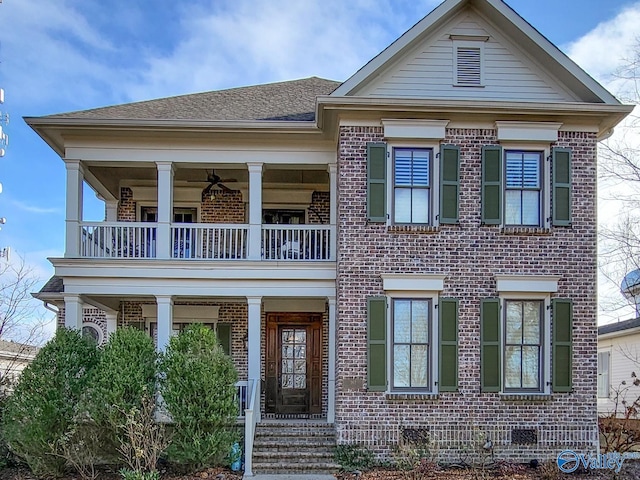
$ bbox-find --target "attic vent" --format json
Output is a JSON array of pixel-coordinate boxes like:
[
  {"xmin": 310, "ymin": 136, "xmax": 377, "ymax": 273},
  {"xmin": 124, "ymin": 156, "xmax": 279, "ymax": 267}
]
[{"xmin": 456, "ymin": 46, "xmax": 482, "ymax": 86}]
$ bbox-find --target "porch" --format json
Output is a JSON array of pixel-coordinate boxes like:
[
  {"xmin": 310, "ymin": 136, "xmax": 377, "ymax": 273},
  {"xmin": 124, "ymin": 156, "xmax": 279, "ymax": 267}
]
[{"xmin": 60, "ymin": 294, "xmax": 337, "ymax": 477}]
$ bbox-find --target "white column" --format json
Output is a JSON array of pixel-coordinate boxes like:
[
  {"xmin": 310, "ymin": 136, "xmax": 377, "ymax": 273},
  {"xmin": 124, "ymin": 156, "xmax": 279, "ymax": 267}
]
[
  {"xmin": 105, "ymin": 199, "xmax": 118, "ymax": 222},
  {"xmin": 327, "ymin": 297, "xmax": 337, "ymax": 423},
  {"xmin": 328, "ymin": 164, "xmax": 337, "ymax": 261},
  {"xmin": 247, "ymin": 296, "xmax": 262, "ymax": 382},
  {"xmin": 247, "ymin": 163, "xmax": 263, "ymax": 260},
  {"xmin": 156, "ymin": 162, "xmax": 174, "ymax": 259},
  {"xmin": 65, "ymin": 160, "xmax": 84, "ymax": 257},
  {"xmin": 105, "ymin": 311, "xmax": 118, "ymax": 340},
  {"xmin": 156, "ymin": 295, "xmax": 174, "ymax": 352},
  {"xmin": 63, "ymin": 294, "xmax": 83, "ymax": 330}
]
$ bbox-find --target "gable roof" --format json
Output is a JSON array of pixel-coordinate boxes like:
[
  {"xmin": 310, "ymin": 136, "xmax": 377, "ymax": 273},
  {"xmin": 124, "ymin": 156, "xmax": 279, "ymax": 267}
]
[
  {"xmin": 332, "ymin": 0, "xmax": 621, "ymax": 105},
  {"xmin": 42, "ymin": 77, "xmax": 341, "ymax": 122}
]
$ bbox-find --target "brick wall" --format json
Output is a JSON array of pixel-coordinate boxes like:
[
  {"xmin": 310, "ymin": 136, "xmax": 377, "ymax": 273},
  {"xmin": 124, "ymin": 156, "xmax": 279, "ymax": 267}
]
[
  {"xmin": 117, "ymin": 187, "xmax": 136, "ymax": 221},
  {"xmin": 201, "ymin": 190, "xmax": 245, "ymax": 223},
  {"xmin": 309, "ymin": 191, "xmax": 330, "ymax": 225},
  {"xmin": 335, "ymin": 126, "xmax": 598, "ymax": 461}
]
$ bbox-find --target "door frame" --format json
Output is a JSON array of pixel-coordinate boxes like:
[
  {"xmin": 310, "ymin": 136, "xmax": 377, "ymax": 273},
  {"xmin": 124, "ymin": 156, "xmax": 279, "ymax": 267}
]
[{"xmin": 265, "ymin": 313, "xmax": 322, "ymax": 415}]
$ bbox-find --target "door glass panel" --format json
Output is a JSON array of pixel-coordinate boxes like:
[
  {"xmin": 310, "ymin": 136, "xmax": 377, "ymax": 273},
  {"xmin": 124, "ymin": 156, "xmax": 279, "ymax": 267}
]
[{"xmin": 281, "ymin": 328, "xmax": 307, "ymax": 390}]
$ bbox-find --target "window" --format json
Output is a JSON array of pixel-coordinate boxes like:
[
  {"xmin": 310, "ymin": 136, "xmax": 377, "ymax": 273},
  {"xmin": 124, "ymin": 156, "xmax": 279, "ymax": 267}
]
[
  {"xmin": 504, "ymin": 300, "xmax": 543, "ymax": 391},
  {"xmin": 505, "ymin": 151, "xmax": 542, "ymax": 226},
  {"xmin": 392, "ymin": 299, "xmax": 431, "ymax": 389},
  {"xmin": 393, "ymin": 148, "xmax": 431, "ymax": 224},
  {"xmin": 82, "ymin": 323, "xmax": 103, "ymax": 345},
  {"xmin": 140, "ymin": 206, "xmax": 197, "ymax": 223},
  {"xmin": 598, "ymin": 351, "xmax": 610, "ymax": 398}
]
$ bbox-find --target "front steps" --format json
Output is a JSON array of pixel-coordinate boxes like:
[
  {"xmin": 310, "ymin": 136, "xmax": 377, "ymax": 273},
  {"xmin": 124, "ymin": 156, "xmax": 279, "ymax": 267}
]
[{"xmin": 251, "ymin": 421, "xmax": 339, "ymax": 475}]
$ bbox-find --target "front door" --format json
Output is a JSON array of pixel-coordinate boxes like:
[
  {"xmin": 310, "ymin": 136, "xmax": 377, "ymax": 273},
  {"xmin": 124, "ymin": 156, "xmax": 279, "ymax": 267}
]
[{"xmin": 265, "ymin": 313, "xmax": 322, "ymax": 415}]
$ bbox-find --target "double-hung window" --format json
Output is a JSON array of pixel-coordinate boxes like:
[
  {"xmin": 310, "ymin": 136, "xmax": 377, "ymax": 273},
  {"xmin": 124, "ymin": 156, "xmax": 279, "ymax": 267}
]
[
  {"xmin": 504, "ymin": 151, "xmax": 542, "ymax": 226},
  {"xmin": 504, "ymin": 300, "xmax": 543, "ymax": 391},
  {"xmin": 597, "ymin": 351, "xmax": 610, "ymax": 398},
  {"xmin": 394, "ymin": 148, "xmax": 431, "ymax": 224},
  {"xmin": 392, "ymin": 299, "xmax": 431, "ymax": 389}
]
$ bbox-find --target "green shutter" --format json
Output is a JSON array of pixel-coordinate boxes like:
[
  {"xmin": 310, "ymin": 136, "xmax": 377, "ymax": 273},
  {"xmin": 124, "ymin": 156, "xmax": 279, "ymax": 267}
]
[
  {"xmin": 552, "ymin": 299, "xmax": 573, "ymax": 392},
  {"xmin": 439, "ymin": 298, "xmax": 459, "ymax": 392},
  {"xmin": 217, "ymin": 323, "xmax": 231, "ymax": 356},
  {"xmin": 481, "ymin": 298, "xmax": 501, "ymax": 392},
  {"xmin": 552, "ymin": 148, "xmax": 572, "ymax": 226},
  {"xmin": 367, "ymin": 143, "xmax": 387, "ymax": 222},
  {"xmin": 440, "ymin": 145, "xmax": 460, "ymax": 224},
  {"xmin": 367, "ymin": 297, "xmax": 387, "ymax": 391},
  {"xmin": 481, "ymin": 146, "xmax": 502, "ymax": 224}
]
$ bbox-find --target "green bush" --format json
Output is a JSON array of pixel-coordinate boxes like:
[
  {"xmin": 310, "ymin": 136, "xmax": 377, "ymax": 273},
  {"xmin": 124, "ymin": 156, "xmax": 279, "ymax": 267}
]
[
  {"xmin": 86, "ymin": 327, "xmax": 157, "ymax": 459},
  {"xmin": 2, "ymin": 328, "xmax": 99, "ymax": 477},
  {"xmin": 334, "ymin": 444, "xmax": 375, "ymax": 472},
  {"xmin": 159, "ymin": 324, "xmax": 238, "ymax": 468}
]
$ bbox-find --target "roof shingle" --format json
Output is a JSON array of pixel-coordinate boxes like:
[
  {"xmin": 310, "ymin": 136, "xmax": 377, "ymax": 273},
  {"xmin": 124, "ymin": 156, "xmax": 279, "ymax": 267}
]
[{"xmin": 44, "ymin": 77, "xmax": 341, "ymax": 122}]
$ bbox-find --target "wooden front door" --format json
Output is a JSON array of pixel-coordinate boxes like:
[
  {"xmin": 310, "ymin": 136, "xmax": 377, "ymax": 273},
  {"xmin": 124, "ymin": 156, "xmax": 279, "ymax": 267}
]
[{"xmin": 265, "ymin": 313, "xmax": 322, "ymax": 415}]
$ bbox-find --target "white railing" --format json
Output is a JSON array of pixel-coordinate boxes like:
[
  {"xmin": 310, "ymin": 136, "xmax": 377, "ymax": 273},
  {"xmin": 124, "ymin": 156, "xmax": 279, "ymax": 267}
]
[
  {"xmin": 80, "ymin": 222, "xmax": 157, "ymax": 258},
  {"xmin": 262, "ymin": 225, "xmax": 332, "ymax": 261},
  {"xmin": 172, "ymin": 224, "xmax": 248, "ymax": 259},
  {"xmin": 244, "ymin": 378, "xmax": 260, "ymax": 477},
  {"xmin": 235, "ymin": 381, "xmax": 248, "ymax": 419}
]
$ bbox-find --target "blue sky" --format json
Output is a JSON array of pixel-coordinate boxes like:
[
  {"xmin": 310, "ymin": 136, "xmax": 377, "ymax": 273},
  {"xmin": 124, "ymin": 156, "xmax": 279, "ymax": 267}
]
[{"xmin": 0, "ymin": 0, "xmax": 638, "ymax": 334}]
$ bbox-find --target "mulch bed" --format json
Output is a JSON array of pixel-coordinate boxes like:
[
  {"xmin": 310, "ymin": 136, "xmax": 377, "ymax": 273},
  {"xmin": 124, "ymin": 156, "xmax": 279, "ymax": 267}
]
[{"xmin": 3, "ymin": 461, "xmax": 640, "ymax": 479}]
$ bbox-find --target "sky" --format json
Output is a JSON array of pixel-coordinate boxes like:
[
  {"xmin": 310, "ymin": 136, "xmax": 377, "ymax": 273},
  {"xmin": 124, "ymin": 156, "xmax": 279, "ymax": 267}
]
[{"xmin": 0, "ymin": 0, "xmax": 639, "ymax": 338}]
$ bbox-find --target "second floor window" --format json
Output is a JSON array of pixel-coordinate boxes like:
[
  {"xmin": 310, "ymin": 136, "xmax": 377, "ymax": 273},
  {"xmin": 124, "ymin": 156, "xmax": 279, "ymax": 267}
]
[
  {"xmin": 394, "ymin": 148, "xmax": 431, "ymax": 224},
  {"xmin": 505, "ymin": 151, "xmax": 542, "ymax": 226}
]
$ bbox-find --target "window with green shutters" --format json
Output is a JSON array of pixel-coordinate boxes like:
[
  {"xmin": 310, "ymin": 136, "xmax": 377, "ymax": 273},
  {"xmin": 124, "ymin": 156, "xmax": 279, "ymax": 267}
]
[
  {"xmin": 480, "ymin": 297, "xmax": 573, "ymax": 394},
  {"xmin": 216, "ymin": 323, "xmax": 232, "ymax": 356},
  {"xmin": 393, "ymin": 148, "xmax": 432, "ymax": 224},
  {"xmin": 481, "ymin": 146, "xmax": 502, "ymax": 224},
  {"xmin": 367, "ymin": 296, "xmax": 459, "ymax": 393}
]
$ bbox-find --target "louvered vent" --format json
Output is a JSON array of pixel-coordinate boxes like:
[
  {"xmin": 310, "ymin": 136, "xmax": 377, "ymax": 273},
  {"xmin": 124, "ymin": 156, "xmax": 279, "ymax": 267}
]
[{"xmin": 456, "ymin": 47, "xmax": 482, "ymax": 86}]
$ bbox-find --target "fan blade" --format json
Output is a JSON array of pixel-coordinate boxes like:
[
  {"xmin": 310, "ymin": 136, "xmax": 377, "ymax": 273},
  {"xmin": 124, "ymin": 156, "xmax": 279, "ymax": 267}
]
[
  {"xmin": 218, "ymin": 183, "xmax": 233, "ymax": 192},
  {"xmin": 202, "ymin": 183, "xmax": 213, "ymax": 196}
]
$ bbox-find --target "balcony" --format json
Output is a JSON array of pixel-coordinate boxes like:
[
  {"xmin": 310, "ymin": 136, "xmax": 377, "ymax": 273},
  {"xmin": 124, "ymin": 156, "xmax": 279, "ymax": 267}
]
[{"xmin": 79, "ymin": 222, "xmax": 334, "ymax": 261}]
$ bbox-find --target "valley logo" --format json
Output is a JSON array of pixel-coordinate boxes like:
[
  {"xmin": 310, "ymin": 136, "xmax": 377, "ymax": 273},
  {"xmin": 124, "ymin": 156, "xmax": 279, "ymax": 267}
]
[{"xmin": 556, "ymin": 450, "xmax": 640, "ymax": 473}]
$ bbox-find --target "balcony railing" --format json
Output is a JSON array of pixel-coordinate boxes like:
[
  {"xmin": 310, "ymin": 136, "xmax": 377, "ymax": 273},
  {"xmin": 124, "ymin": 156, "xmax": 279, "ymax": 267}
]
[
  {"xmin": 262, "ymin": 225, "xmax": 332, "ymax": 261},
  {"xmin": 81, "ymin": 222, "xmax": 157, "ymax": 258},
  {"xmin": 79, "ymin": 222, "xmax": 334, "ymax": 261},
  {"xmin": 172, "ymin": 224, "xmax": 248, "ymax": 259}
]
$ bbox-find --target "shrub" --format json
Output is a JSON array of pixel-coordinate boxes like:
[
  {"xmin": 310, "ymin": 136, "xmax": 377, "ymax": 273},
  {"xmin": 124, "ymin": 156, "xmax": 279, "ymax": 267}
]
[
  {"xmin": 86, "ymin": 328, "xmax": 158, "ymax": 460},
  {"xmin": 2, "ymin": 328, "xmax": 99, "ymax": 477},
  {"xmin": 159, "ymin": 324, "xmax": 238, "ymax": 469},
  {"xmin": 334, "ymin": 444, "xmax": 375, "ymax": 472}
]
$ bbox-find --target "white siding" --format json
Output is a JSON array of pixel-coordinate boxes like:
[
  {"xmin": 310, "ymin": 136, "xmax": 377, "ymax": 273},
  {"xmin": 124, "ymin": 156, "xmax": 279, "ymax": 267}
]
[
  {"xmin": 597, "ymin": 331, "xmax": 640, "ymax": 416},
  {"xmin": 357, "ymin": 11, "xmax": 576, "ymax": 103}
]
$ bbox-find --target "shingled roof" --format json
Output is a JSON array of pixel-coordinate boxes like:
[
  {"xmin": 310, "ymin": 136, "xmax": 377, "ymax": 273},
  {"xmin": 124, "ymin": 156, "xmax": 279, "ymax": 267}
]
[
  {"xmin": 599, "ymin": 317, "xmax": 640, "ymax": 336},
  {"xmin": 43, "ymin": 77, "xmax": 341, "ymax": 122}
]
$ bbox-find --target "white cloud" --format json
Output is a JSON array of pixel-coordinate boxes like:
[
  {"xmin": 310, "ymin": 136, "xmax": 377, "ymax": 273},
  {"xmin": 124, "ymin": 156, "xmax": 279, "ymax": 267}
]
[
  {"xmin": 123, "ymin": 0, "xmax": 441, "ymax": 101},
  {"xmin": 9, "ymin": 199, "xmax": 61, "ymax": 215}
]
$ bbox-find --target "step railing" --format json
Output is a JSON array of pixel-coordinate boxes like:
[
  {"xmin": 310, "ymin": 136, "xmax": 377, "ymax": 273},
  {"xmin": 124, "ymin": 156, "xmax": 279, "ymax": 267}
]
[
  {"xmin": 244, "ymin": 378, "xmax": 260, "ymax": 477},
  {"xmin": 262, "ymin": 225, "xmax": 332, "ymax": 261},
  {"xmin": 80, "ymin": 222, "xmax": 157, "ymax": 258}
]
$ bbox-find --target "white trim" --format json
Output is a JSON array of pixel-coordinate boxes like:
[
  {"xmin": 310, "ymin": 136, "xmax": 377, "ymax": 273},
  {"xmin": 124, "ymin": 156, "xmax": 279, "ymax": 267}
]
[
  {"xmin": 141, "ymin": 304, "xmax": 220, "ymax": 320},
  {"xmin": 386, "ymin": 294, "xmax": 439, "ymax": 394},
  {"xmin": 382, "ymin": 274, "xmax": 446, "ymax": 292},
  {"xmin": 495, "ymin": 275, "xmax": 561, "ymax": 293},
  {"xmin": 453, "ymin": 40, "xmax": 485, "ymax": 87},
  {"xmin": 382, "ymin": 119, "xmax": 449, "ymax": 140},
  {"xmin": 386, "ymin": 143, "xmax": 440, "ymax": 227},
  {"xmin": 81, "ymin": 322, "xmax": 104, "ymax": 345},
  {"xmin": 495, "ymin": 122, "xmax": 562, "ymax": 142},
  {"xmin": 498, "ymin": 294, "xmax": 551, "ymax": 394}
]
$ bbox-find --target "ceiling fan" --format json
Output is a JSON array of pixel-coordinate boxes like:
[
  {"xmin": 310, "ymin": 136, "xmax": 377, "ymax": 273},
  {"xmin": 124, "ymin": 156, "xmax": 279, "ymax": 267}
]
[{"xmin": 199, "ymin": 170, "xmax": 237, "ymax": 196}]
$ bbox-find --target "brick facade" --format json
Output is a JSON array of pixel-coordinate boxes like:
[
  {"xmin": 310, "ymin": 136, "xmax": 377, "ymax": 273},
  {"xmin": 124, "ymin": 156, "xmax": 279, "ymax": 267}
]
[
  {"xmin": 201, "ymin": 190, "xmax": 245, "ymax": 223},
  {"xmin": 334, "ymin": 126, "xmax": 598, "ymax": 461}
]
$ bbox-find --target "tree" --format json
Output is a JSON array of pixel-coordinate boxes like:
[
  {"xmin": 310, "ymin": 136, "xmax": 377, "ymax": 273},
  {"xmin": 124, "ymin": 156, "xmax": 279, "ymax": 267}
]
[
  {"xmin": 598, "ymin": 43, "xmax": 640, "ymax": 321},
  {"xmin": 0, "ymin": 255, "xmax": 49, "ymax": 394}
]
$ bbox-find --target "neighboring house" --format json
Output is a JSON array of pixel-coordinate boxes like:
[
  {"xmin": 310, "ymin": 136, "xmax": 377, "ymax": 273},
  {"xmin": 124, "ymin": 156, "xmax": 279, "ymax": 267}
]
[
  {"xmin": 29, "ymin": 0, "xmax": 632, "ymax": 473},
  {"xmin": 597, "ymin": 269, "xmax": 640, "ymax": 416},
  {"xmin": 0, "ymin": 340, "xmax": 39, "ymax": 393}
]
